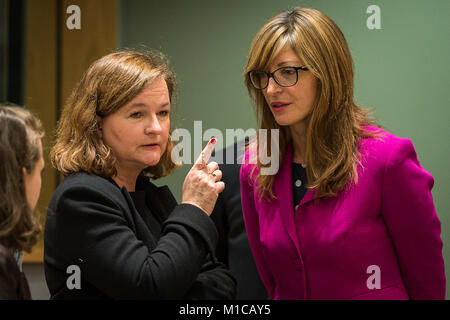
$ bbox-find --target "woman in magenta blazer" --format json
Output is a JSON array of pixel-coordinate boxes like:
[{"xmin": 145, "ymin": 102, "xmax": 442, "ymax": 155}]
[{"xmin": 240, "ymin": 7, "xmax": 445, "ymax": 300}]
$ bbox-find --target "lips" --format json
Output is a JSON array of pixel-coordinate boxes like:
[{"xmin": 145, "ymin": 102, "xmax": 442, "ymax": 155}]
[
  {"xmin": 142, "ymin": 143, "xmax": 159, "ymax": 148},
  {"xmin": 270, "ymin": 101, "xmax": 291, "ymax": 111}
]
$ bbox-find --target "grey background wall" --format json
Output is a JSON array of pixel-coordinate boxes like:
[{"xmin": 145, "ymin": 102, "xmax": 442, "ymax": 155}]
[{"xmin": 120, "ymin": 0, "xmax": 449, "ymax": 298}]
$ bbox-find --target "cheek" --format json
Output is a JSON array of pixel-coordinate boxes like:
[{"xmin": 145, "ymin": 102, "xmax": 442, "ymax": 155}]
[
  {"xmin": 161, "ymin": 121, "xmax": 170, "ymax": 153},
  {"xmin": 103, "ymin": 127, "xmax": 121, "ymax": 143},
  {"xmin": 37, "ymin": 173, "xmax": 42, "ymax": 196},
  {"xmin": 103, "ymin": 124, "xmax": 132, "ymax": 154},
  {"xmin": 102, "ymin": 117, "xmax": 126, "ymax": 141},
  {"xmin": 32, "ymin": 171, "xmax": 42, "ymax": 199},
  {"xmin": 262, "ymin": 91, "xmax": 270, "ymax": 104},
  {"xmin": 26, "ymin": 170, "xmax": 42, "ymax": 210},
  {"xmin": 304, "ymin": 77, "xmax": 319, "ymax": 104},
  {"xmin": 290, "ymin": 80, "xmax": 318, "ymax": 110}
]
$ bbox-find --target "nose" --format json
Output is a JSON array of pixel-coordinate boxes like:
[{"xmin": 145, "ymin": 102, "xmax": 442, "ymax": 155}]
[
  {"xmin": 144, "ymin": 114, "xmax": 162, "ymax": 135},
  {"xmin": 265, "ymin": 76, "xmax": 282, "ymax": 95}
]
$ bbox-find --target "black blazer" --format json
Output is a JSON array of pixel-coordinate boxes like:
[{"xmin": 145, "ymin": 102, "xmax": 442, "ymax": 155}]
[
  {"xmin": 210, "ymin": 142, "xmax": 268, "ymax": 299},
  {"xmin": 44, "ymin": 172, "xmax": 236, "ymax": 300}
]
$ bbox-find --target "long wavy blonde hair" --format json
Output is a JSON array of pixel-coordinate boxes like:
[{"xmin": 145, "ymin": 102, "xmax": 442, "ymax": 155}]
[
  {"xmin": 51, "ymin": 50, "xmax": 180, "ymax": 179},
  {"xmin": 244, "ymin": 7, "xmax": 380, "ymax": 200}
]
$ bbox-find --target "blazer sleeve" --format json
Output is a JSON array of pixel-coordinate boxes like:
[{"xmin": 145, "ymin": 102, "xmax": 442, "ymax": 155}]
[
  {"xmin": 381, "ymin": 137, "xmax": 446, "ymax": 299},
  {"xmin": 52, "ymin": 184, "xmax": 224, "ymax": 300},
  {"xmin": 240, "ymin": 163, "xmax": 276, "ymax": 298},
  {"xmin": 210, "ymin": 191, "xmax": 229, "ymax": 265},
  {"xmin": 183, "ymin": 256, "xmax": 236, "ymax": 299}
]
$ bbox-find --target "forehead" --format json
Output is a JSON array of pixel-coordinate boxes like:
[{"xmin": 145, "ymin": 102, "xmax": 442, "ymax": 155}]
[
  {"xmin": 124, "ymin": 77, "xmax": 170, "ymax": 108},
  {"xmin": 137, "ymin": 77, "xmax": 169, "ymax": 98},
  {"xmin": 268, "ymin": 46, "xmax": 302, "ymax": 68}
]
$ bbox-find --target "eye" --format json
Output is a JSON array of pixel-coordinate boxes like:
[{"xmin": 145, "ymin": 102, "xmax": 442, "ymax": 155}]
[
  {"xmin": 130, "ymin": 112, "xmax": 142, "ymax": 118},
  {"xmin": 281, "ymin": 68, "xmax": 296, "ymax": 75},
  {"xmin": 158, "ymin": 110, "xmax": 169, "ymax": 117},
  {"xmin": 253, "ymin": 71, "xmax": 266, "ymax": 79}
]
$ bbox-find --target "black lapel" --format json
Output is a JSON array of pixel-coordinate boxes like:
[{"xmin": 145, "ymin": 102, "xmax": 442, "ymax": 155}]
[
  {"xmin": 107, "ymin": 175, "xmax": 177, "ymax": 223},
  {"xmin": 139, "ymin": 178, "xmax": 177, "ymax": 223},
  {"xmin": 119, "ymin": 184, "xmax": 160, "ymax": 248}
]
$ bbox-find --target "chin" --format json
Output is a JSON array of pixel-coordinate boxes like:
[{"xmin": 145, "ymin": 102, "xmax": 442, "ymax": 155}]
[
  {"xmin": 274, "ymin": 117, "xmax": 296, "ymax": 127},
  {"xmin": 140, "ymin": 156, "xmax": 161, "ymax": 168},
  {"xmin": 274, "ymin": 113, "xmax": 309, "ymax": 127},
  {"xmin": 147, "ymin": 159, "xmax": 161, "ymax": 167}
]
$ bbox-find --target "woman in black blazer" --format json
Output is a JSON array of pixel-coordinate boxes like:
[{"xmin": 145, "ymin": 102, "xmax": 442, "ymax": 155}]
[{"xmin": 44, "ymin": 50, "xmax": 236, "ymax": 299}]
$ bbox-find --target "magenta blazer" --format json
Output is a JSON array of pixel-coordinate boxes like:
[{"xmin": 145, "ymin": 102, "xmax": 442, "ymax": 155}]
[{"xmin": 240, "ymin": 127, "xmax": 445, "ymax": 299}]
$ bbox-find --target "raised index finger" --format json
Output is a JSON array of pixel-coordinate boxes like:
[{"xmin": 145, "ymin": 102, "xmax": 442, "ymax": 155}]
[{"xmin": 194, "ymin": 137, "xmax": 217, "ymax": 168}]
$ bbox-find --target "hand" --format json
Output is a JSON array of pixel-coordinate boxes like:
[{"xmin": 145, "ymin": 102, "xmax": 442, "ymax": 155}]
[{"xmin": 181, "ymin": 138, "xmax": 225, "ymax": 216}]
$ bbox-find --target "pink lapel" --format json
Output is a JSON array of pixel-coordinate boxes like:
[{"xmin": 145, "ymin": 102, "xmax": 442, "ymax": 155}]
[
  {"xmin": 270, "ymin": 143, "xmax": 317, "ymax": 252},
  {"xmin": 299, "ymin": 183, "xmax": 315, "ymax": 207},
  {"xmin": 271, "ymin": 144, "xmax": 298, "ymax": 252}
]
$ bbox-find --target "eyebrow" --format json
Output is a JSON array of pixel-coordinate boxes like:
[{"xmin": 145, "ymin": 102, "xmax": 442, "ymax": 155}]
[
  {"xmin": 276, "ymin": 61, "xmax": 302, "ymax": 67},
  {"xmin": 127, "ymin": 102, "xmax": 170, "ymax": 110}
]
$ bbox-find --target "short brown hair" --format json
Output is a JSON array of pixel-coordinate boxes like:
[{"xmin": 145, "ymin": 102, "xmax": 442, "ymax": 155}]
[
  {"xmin": 0, "ymin": 104, "xmax": 44, "ymax": 252},
  {"xmin": 51, "ymin": 50, "xmax": 180, "ymax": 179}
]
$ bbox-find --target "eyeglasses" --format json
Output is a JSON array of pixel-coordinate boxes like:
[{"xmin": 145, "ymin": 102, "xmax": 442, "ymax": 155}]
[{"xmin": 248, "ymin": 66, "xmax": 309, "ymax": 90}]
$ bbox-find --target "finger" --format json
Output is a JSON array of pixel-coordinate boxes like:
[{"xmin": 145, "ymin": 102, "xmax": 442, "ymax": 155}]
[
  {"xmin": 201, "ymin": 152, "xmax": 206, "ymax": 169},
  {"xmin": 211, "ymin": 169, "xmax": 222, "ymax": 182},
  {"xmin": 193, "ymin": 151, "xmax": 205, "ymax": 169},
  {"xmin": 215, "ymin": 181, "xmax": 225, "ymax": 194},
  {"xmin": 206, "ymin": 161, "xmax": 219, "ymax": 174},
  {"xmin": 194, "ymin": 137, "xmax": 217, "ymax": 168},
  {"xmin": 202, "ymin": 137, "xmax": 217, "ymax": 164}
]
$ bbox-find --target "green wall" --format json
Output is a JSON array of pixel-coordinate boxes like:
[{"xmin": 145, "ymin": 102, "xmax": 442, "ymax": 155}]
[{"xmin": 120, "ymin": 0, "xmax": 449, "ymax": 298}]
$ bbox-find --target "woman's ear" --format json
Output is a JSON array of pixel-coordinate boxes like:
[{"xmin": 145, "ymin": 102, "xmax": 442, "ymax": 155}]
[{"xmin": 96, "ymin": 115, "xmax": 103, "ymax": 138}]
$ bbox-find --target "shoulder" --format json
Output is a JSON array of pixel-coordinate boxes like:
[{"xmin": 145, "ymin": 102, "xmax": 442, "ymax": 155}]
[
  {"xmin": 0, "ymin": 244, "xmax": 20, "ymax": 288},
  {"xmin": 0, "ymin": 244, "xmax": 16, "ymax": 270},
  {"xmin": 54, "ymin": 172, "xmax": 121, "ymax": 196},
  {"xmin": 49, "ymin": 172, "xmax": 126, "ymax": 212},
  {"xmin": 59, "ymin": 171, "xmax": 117, "ymax": 189},
  {"xmin": 0, "ymin": 245, "xmax": 30, "ymax": 300},
  {"xmin": 359, "ymin": 126, "xmax": 417, "ymax": 163},
  {"xmin": 360, "ymin": 126, "xmax": 407, "ymax": 148},
  {"xmin": 358, "ymin": 126, "xmax": 424, "ymax": 181}
]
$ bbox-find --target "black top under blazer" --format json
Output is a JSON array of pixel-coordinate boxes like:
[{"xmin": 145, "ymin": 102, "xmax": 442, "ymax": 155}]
[{"xmin": 44, "ymin": 172, "xmax": 236, "ymax": 300}]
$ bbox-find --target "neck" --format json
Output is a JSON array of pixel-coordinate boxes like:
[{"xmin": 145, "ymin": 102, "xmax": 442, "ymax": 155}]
[
  {"xmin": 112, "ymin": 166, "xmax": 141, "ymax": 192},
  {"xmin": 289, "ymin": 121, "xmax": 309, "ymax": 164}
]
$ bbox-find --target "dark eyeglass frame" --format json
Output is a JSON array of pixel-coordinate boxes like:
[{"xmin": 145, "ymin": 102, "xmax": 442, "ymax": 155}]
[{"xmin": 248, "ymin": 66, "xmax": 309, "ymax": 90}]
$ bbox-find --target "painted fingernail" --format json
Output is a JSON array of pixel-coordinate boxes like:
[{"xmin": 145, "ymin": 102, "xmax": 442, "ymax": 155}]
[{"xmin": 210, "ymin": 137, "xmax": 216, "ymax": 144}]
